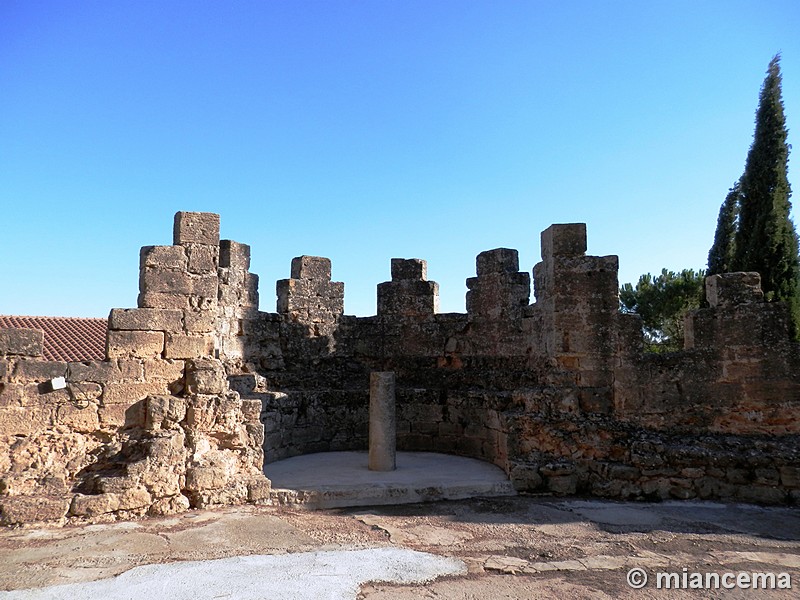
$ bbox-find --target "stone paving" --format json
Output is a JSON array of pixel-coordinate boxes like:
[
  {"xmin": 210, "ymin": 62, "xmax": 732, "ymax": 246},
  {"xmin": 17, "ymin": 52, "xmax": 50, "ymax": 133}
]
[{"xmin": 1, "ymin": 496, "xmax": 798, "ymax": 599}]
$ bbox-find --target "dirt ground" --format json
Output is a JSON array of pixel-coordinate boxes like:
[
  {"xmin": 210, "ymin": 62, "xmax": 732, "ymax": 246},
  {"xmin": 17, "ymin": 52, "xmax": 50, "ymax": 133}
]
[{"xmin": 1, "ymin": 496, "xmax": 798, "ymax": 599}]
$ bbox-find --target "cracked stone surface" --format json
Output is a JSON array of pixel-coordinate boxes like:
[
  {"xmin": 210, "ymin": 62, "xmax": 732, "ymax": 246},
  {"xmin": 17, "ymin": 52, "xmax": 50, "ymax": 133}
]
[{"xmin": 1, "ymin": 497, "xmax": 798, "ymax": 599}]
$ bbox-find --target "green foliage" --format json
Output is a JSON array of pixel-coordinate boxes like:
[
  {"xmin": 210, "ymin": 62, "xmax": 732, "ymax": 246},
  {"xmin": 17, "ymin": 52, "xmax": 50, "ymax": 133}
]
[
  {"xmin": 707, "ymin": 182, "xmax": 740, "ymax": 276},
  {"xmin": 619, "ymin": 268, "xmax": 706, "ymax": 352},
  {"xmin": 724, "ymin": 54, "xmax": 800, "ymax": 336}
]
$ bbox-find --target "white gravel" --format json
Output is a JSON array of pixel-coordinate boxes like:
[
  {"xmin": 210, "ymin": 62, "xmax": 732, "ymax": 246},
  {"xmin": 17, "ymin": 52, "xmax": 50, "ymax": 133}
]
[{"xmin": 1, "ymin": 548, "xmax": 466, "ymax": 600}]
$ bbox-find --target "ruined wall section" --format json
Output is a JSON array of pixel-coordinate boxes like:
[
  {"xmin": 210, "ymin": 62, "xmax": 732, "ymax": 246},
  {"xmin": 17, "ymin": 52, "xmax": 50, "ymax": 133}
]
[
  {"xmin": 465, "ymin": 249, "xmax": 531, "ymax": 356},
  {"xmin": 507, "ymin": 269, "xmax": 800, "ymax": 504},
  {"xmin": 239, "ymin": 255, "xmax": 362, "ymax": 463},
  {"xmin": 252, "ymin": 252, "xmax": 542, "ymax": 470},
  {"xmin": 0, "ymin": 212, "xmax": 269, "ymax": 526},
  {"xmin": 4, "ymin": 210, "xmax": 800, "ymax": 525},
  {"xmin": 216, "ymin": 240, "xmax": 260, "ymax": 371},
  {"xmin": 498, "ymin": 225, "xmax": 800, "ymax": 503},
  {"xmin": 613, "ymin": 272, "xmax": 800, "ymax": 434},
  {"xmin": 529, "ymin": 224, "xmax": 620, "ymax": 414}
]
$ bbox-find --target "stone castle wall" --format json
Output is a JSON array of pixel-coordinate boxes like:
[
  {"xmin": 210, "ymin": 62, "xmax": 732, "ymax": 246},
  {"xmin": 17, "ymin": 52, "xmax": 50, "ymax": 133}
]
[
  {"xmin": 1, "ymin": 212, "xmax": 799, "ymax": 525},
  {"xmin": 0, "ymin": 213, "xmax": 267, "ymax": 525}
]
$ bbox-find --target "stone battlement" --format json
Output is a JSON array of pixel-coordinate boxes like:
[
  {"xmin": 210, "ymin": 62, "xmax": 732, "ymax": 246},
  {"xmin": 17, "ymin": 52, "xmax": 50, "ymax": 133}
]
[{"xmin": 1, "ymin": 211, "xmax": 798, "ymax": 526}]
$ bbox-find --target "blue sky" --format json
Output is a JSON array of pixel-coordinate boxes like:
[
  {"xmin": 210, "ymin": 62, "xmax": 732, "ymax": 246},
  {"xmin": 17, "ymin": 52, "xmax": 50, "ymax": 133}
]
[{"xmin": 2, "ymin": 1, "xmax": 798, "ymax": 317}]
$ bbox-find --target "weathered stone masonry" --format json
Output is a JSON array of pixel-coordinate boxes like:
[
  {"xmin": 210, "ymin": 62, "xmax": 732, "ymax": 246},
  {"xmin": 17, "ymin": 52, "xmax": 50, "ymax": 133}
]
[
  {"xmin": 1, "ymin": 212, "xmax": 799, "ymax": 525},
  {"xmin": 0, "ymin": 213, "xmax": 267, "ymax": 525}
]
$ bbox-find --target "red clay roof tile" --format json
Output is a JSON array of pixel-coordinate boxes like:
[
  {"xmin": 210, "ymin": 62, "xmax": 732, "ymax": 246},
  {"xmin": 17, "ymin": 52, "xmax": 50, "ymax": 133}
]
[{"xmin": 0, "ymin": 316, "xmax": 107, "ymax": 362}]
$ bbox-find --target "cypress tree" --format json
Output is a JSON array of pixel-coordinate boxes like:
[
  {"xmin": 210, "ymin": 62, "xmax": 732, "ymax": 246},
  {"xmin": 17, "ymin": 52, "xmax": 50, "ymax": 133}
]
[
  {"xmin": 707, "ymin": 181, "xmax": 740, "ymax": 275},
  {"xmin": 733, "ymin": 54, "xmax": 800, "ymax": 334}
]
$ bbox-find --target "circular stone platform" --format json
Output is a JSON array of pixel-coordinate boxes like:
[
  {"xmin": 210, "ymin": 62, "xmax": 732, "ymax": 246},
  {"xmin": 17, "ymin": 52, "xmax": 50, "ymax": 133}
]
[{"xmin": 264, "ymin": 451, "xmax": 516, "ymax": 509}]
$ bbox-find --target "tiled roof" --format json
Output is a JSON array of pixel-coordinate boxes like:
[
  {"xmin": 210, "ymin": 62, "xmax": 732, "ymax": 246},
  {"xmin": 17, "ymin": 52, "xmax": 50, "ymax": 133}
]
[{"xmin": 0, "ymin": 316, "xmax": 108, "ymax": 362}]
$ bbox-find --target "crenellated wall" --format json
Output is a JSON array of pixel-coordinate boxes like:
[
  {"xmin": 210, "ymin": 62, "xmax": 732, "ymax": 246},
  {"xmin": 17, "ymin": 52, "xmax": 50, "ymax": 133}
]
[
  {"xmin": 0, "ymin": 213, "xmax": 268, "ymax": 526},
  {"xmin": 1, "ymin": 212, "xmax": 799, "ymax": 526}
]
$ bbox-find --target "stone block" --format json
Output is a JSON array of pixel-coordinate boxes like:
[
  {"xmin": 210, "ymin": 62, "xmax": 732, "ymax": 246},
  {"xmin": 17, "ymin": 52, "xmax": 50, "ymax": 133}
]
[
  {"xmin": 276, "ymin": 278, "xmax": 323, "ymax": 301},
  {"xmin": 669, "ymin": 485, "xmax": 696, "ymax": 500},
  {"xmin": 143, "ymin": 358, "xmax": 185, "ymax": 382},
  {"xmin": 109, "ymin": 308, "xmax": 183, "ymax": 332},
  {"xmin": 679, "ymin": 467, "xmax": 704, "ymax": 479},
  {"xmin": 608, "ymin": 464, "xmax": 641, "ymax": 480},
  {"xmin": 184, "ymin": 396, "xmax": 217, "ymax": 430},
  {"xmin": 139, "ymin": 269, "xmax": 191, "ymax": 295},
  {"xmin": 148, "ymin": 494, "xmax": 191, "ymax": 516},
  {"xmin": 96, "ymin": 475, "xmax": 139, "ymax": 494},
  {"xmin": 185, "ymin": 359, "xmax": 227, "ymax": 395},
  {"xmin": 578, "ymin": 388, "xmax": 613, "ymax": 414},
  {"xmin": 106, "ymin": 330, "xmax": 164, "ymax": 359},
  {"xmin": 144, "ymin": 431, "xmax": 188, "ymax": 465},
  {"xmin": 140, "ymin": 467, "xmax": 182, "ymax": 497},
  {"xmin": 164, "ymin": 334, "xmax": 214, "ymax": 359},
  {"xmin": 327, "ymin": 280, "xmax": 346, "ymax": 301},
  {"xmin": 509, "ymin": 464, "xmax": 543, "ymax": 491},
  {"xmin": 577, "ymin": 369, "xmax": 614, "ymax": 388},
  {"xmin": 56, "ymin": 403, "xmax": 100, "ymax": 432},
  {"xmin": 779, "ymin": 466, "xmax": 800, "ymax": 488},
  {"xmin": 0, "ymin": 495, "xmax": 70, "ymax": 525},
  {"xmin": 726, "ymin": 468, "xmax": 751, "ymax": 485},
  {"xmin": 11, "ymin": 359, "xmax": 67, "ymax": 382},
  {"xmin": 0, "ymin": 406, "xmax": 53, "ymax": 435},
  {"xmin": 67, "ymin": 380, "xmax": 103, "ymax": 407},
  {"xmin": 139, "ymin": 245, "xmax": 187, "ymax": 270},
  {"xmin": 695, "ymin": 476, "xmax": 736, "ymax": 499},
  {"xmin": 277, "ymin": 279, "xmax": 344, "ymax": 317},
  {"xmin": 0, "ymin": 328, "xmax": 43, "ymax": 357},
  {"xmin": 290, "ymin": 256, "xmax": 331, "ymax": 281},
  {"xmin": 186, "ymin": 243, "xmax": 220, "ymax": 274},
  {"xmin": 140, "ymin": 269, "xmax": 218, "ymax": 296},
  {"xmin": 377, "ymin": 281, "xmax": 439, "ymax": 317},
  {"xmin": 173, "ymin": 211, "xmax": 220, "ymax": 246},
  {"xmin": 0, "ymin": 382, "xmax": 23, "ymax": 407},
  {"xmin": 70, "ymin": 487, "xmax": 152, "ymax": 516},
  {"xmin": 98, "ymin": 401, "xmax": 146, "ymax": 428},
  {"xmin": 138, "ymin": 292, "xmax": 191, "ymax": 310},
  {"xmin": 192, "ymin": 275, "xmax": 219, "ymax": 298},
  {"xmin": 541, "ymin": 223, "xmax": 587, "ymax": 259},
  {"xmin": 547, "ymin": 473, "xmax": 578, "ymax": 494},
  {"xmin": 219, "ymin": 240, "xmax": 251, "ymax": 270},
  {"xmin": 247, "ymin": 476, "xmax": 272, "ymax": 502},
  {"xmin": 103, "ymin": 382, "xmax": 169, "ymax": 404},
  {"xmin": 229, "ymin": 373, "xmax": 267, "ymax": 396},
  {"xmin": 244, "ymin": 273, "xmax": 260, "ymax": 306},
  {"xmin": 20, "ymin": 383, "xmax": 69, "ymax": 406},
  {"xmin": 145, "ymin": 395, "xmax": 187, "ymax": 429},
  {"xmin": 240, "ymin": 398, "xmax": 262, "ymax": 423},
  {"xmin": 67, "ymin": 360, "xmax": 137, "ymax": 384},
  {"xmin": 754, "ymin": 467, "xmax": 780, "ymax": 485},
  {"xmin": 706, "ymin": 272, "xmax": 763, "ymax": 308},
  {"xmin": 189, "ymin": 296, "xmax": 216, "ymax": 311},
  {"xmin": 736, "ymin": 485, "xmax": 787, "ymax": 505},
  {"xmin": 391, "ymin": 258, "xmax": 427, "ymax": 281},
  {"xmin": 184, "ymin": 309, "xmax": 216, "ymax": 333},
  {"xmin": 184, "ymin": 466, "xmax": 229, "ymax": 491},
  {"xmin": 476, "ymin": 248, "xmax": 519, "ymax": 276}
]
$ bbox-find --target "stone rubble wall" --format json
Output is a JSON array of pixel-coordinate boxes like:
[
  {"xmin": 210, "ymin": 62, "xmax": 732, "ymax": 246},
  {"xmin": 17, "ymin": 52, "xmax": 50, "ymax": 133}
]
[
  {"xmin": 0, "ymin": 213, "xmax": 268, "ymax": 526},
  {"xmin": 240, "ymin": 220, "xmax": 799, "ymax": 504},
  {"xmin": 2, "ymin": 211, "xmax": 799, "ymax": 527}
]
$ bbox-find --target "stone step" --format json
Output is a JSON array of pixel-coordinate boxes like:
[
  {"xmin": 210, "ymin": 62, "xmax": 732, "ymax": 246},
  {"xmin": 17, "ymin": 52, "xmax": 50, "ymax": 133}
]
[{"xmin": 265, "ymin": 451, "xmax": 516, "ymax": 509}]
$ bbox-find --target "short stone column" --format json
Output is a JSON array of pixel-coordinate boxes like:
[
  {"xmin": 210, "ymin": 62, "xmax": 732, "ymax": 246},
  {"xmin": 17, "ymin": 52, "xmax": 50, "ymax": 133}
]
[{"xmin": 369, "ymin": 372, "xmax": 396, "ymax": 471}]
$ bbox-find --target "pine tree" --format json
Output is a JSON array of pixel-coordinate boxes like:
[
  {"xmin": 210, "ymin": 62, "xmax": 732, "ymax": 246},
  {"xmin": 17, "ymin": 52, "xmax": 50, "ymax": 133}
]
[
  {"xmin": 620, "ymin": 269, "xmax": 706, "ymax": 352},
  {"xmin": 732, "ymin": 54, "xmax": 800, "ymax": 334},
  {"xmin": 707, "ymin": 181, "xmax": 740, "ymax": 275}
]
